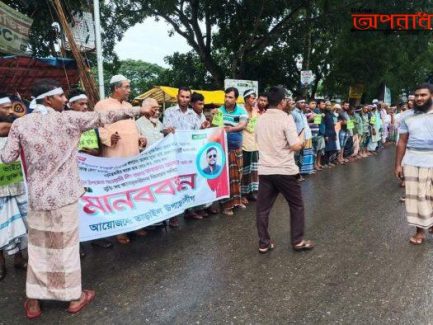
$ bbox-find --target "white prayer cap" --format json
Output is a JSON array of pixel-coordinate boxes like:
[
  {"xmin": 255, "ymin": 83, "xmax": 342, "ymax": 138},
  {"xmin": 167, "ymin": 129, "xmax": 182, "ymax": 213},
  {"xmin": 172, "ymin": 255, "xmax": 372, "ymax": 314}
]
[
  {"xmin": 372, "ymin": 99, "xmax": 379, "ymax": 104},
  {"xmin": 109, "ymin": 74, "xmax": 129, "ymax": 84}
]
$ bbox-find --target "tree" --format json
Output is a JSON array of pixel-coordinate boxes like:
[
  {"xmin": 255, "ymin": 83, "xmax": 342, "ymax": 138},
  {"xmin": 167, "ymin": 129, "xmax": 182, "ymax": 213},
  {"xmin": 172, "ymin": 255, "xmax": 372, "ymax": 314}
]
[
  {"xmin": 102, "ymin": 0, "xmax": 356, "ymax": 87},
  {"xmin": 92, "ymin": 59, "xmax": 165, "ymax": 98}
]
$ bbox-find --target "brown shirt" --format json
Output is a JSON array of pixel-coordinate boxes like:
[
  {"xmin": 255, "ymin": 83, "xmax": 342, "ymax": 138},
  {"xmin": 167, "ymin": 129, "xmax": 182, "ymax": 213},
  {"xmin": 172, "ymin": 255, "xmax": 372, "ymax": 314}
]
[
  {"xmin": 0, "ymin": 106, "xmax": 140, "ymax": 210},
  {"xmin": 255, "ymin": 108, "xmax": 301, "ymax": 175}
]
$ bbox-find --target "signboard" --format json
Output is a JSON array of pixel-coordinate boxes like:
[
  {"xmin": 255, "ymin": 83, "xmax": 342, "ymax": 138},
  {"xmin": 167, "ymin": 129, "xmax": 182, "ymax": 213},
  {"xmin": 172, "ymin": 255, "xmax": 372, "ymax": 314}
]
[
  {"xmin": 78, "ymin": 128, "xmax": 229, "ymax": 241},
  {"xmin": 300, "ymin": 70, "xmax": 314, "ymax": 86},
  {"xmin": 0, "ymin": 2, "xmax": 33, "ymax": 55},
  {"xmin": 384, "ymin": 85, "xmax": 392, "ymax": 105},
  {"xmin": 349, "ymin": 84, "xmax": 364, "ymax": 99},
  {"xmin": 224, "ymin": 79, "xmax": 258, "ymax": 98},
  {"xmin": 64, "ymin": 11, "xmax": 96, "ymax": 52}
]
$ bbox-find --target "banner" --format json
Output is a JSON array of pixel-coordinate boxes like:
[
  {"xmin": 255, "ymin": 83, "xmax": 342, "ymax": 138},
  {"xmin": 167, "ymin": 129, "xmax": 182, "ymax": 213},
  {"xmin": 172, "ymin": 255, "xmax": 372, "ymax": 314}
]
[
  {"xmin": 0, "ymin": 2, "xmax": 32, "ymax": 55},
  {"xmin": 64, "ymin": 11, "xmax": 96, "ymax": 52},
  {"xmin": 224, "ymin": 79, "xmax": 258, "ymax": 98},
  {"xmin": 300, "ymin": 70, "xmax": 314, "ymax": 86},
  {"xmin": 384, "ymin": 85, "xmax": 392, "ymax": 105},
  {"xmin": 0, "ymin": 161, "xmax": 23, "ymax": 186},
  {"xmin": 78, "ymin": 128, "xmax": 229, "ymax": 241},
  {"xmin": 349, "ymin": 84, "xmax": 364, "ymax": 99}
]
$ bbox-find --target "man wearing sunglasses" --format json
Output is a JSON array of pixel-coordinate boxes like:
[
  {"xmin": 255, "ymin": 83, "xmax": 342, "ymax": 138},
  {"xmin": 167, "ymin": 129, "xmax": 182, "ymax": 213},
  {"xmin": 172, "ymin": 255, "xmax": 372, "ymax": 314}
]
[{"xmin": 202, "ymin": 147, "xmax": 221, "ymax": 176}]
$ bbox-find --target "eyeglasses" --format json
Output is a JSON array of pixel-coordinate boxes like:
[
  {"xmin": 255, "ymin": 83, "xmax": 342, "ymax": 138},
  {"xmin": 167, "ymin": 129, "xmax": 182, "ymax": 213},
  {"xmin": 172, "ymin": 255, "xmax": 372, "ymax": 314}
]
[{"xmin": 207, "ymin": 154, "xmax": 217, "ymax": 158}]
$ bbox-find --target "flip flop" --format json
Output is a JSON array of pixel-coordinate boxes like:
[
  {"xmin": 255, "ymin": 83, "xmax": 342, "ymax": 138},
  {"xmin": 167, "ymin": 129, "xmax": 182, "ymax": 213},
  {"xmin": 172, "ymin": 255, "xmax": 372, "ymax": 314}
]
[
  {"xmin": 116, "ymin": 235, "xmax": 130, "ymax": 245},
  {"xmin": 24, "ymin": 299, "xmax": 42, "ymax": 320},
  {"xmin": 293, "ymin": 240, "xmax": 315, "ymax": 252},
  {"xmin": 409, "ymin": 236, "xmax": 425, "ymax": 245},
  {"xmin": 67, "ymin": 290, "xmax": 96, "ymax": 314}
]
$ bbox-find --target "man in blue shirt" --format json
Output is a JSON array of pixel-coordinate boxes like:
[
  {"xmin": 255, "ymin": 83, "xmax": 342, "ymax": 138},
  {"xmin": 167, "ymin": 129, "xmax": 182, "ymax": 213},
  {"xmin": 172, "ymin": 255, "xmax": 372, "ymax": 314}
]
[
  {"xmin": 395, "ymin": 83, "xmax": 433, "ymax": 245},
  {"xmin": 218, "ymin": 87, "xmax": 248, "ymax": 216}
]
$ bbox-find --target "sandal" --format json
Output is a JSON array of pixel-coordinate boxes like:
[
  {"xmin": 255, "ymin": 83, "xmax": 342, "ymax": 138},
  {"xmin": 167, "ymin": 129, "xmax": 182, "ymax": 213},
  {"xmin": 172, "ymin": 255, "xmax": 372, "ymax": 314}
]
[
  {"xmin": 258, "ymin": 241, "xmax": 275, "ymax": 254},
  {"xmin": 24, "ymin": 299, "xmax": 42, "ymax": 320},
  {"xmin": 409, "ymin": 236, "xmax": 425, "ymax": 245},
  {"xmin": 116, "ymin": 234, "xmax": 130, "ymax": 245},
  {"xmin": 293, "ymin": 240, "xmax": 315, "ymax": 252},
  {"xmin": 67, "ymin": 290, "xmax": 96, "ymax": 314},
  {"xmin": 134, "ymin": 229, "xmax": 148, "ymax": 237}
]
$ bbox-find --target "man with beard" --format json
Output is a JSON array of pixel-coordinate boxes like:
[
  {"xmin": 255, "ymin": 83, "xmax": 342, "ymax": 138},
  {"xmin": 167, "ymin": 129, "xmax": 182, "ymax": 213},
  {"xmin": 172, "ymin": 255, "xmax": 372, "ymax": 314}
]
[
  {"xmin": 0, "ymin": 94, "xmax": 28, "ymax": 281},
  {"xmin": 395, "ymin": 83, "xmax": 433, "ymax": 245},
  {"xmin": 135, "ymin": 98, "xmax": 164, "ymax": 147},
  {"xmin": 257, "ymin": 93, "xmax": 268, "ymax": 114}
]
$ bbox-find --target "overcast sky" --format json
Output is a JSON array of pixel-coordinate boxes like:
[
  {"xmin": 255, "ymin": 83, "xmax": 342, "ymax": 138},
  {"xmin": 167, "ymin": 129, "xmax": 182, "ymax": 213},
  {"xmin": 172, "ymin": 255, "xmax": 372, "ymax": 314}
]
[{"xmin": 114, "ymin": 18, "xmax": 191, "ymax": 67}]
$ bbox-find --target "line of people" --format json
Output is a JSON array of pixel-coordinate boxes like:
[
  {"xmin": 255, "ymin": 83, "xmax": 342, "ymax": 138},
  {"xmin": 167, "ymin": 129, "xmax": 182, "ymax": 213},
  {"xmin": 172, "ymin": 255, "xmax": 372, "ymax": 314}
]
[
  {"xmin": 0, "ymin": 74, "xmax": 414, "ymax": 319},
  {"xmin": 290, "ymin": 97, "xmax": 410, "ymax": 180}
]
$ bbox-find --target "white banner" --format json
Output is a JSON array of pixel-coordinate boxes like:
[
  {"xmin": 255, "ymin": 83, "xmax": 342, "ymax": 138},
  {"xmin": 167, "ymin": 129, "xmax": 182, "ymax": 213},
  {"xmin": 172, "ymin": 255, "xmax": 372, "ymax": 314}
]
[
  {"xmin": 64, "ymin": 11, "xmax": 96, "ymax": 52},
  {"xmin": 224, "ymin": 79, "xmax": 258, "ymax": 98},
  {"xmin": 78, "ymin": 128, "xmax": 230, "ymax": 241},
  {"xmin": 300, "ymin": 70, "xmax": 314, "ymax": 86}
]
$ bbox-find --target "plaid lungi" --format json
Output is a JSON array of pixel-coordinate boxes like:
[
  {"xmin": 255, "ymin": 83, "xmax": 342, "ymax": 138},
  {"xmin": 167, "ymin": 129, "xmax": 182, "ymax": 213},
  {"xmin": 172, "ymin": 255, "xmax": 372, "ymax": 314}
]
[
  {"xmin": 221, "ymin": 149, "xmax": 243, "ymax": 209},
  {"xmin": 26, "ymin": 201, "xmax": 81, "ymax": 301},
  {"xmin": 241, "ymin": 150, "xmax": 259, "ymax": 195},
  {"xmin": 300, "ymin": 139, "xmax": 315, "ymax": 175},
  {"xmin": 404, "ymin": 165, "xmax": 433, "ymax": 229},
  {"xmin": 0, "ymin": 194, "xmax": 28, "ymax": 255}
]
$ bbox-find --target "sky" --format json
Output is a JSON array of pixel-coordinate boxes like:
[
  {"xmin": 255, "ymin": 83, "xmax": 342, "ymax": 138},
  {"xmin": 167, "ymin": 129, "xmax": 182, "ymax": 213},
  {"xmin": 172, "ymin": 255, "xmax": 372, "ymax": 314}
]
[{"xmin": 114, "ymin": 18, "xmax": 191, "ymax": 67}]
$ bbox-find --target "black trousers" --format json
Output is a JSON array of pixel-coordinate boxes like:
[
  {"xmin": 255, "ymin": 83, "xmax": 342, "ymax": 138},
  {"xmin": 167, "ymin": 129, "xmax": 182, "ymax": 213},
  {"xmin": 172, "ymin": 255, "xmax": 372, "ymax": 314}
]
[{"xmin": 256, "ymin": 174, "xmax": 305, "ymax": 248}]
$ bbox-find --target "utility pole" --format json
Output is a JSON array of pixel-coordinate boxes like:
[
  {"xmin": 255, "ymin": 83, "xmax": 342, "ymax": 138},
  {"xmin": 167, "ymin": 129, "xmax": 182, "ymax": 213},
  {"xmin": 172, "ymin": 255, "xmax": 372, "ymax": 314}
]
[{"xmin": 93, "ymin": 0, "xmax": 104, "ymax": 99}]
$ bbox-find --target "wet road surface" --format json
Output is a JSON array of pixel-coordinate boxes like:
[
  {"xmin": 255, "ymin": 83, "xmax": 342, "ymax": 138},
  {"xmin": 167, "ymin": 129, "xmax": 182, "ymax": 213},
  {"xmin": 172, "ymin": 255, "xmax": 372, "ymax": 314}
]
[{"xmin": 1, "ymin": 147, "xmax": 431, "ymax": 324}]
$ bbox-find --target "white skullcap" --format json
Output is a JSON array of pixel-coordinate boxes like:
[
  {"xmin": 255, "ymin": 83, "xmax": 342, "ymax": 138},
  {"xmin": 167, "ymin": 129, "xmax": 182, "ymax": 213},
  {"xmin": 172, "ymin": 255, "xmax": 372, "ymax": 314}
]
[{"xmin": 109, "ymin": 74, "xmax": 129, "ymax": 84}]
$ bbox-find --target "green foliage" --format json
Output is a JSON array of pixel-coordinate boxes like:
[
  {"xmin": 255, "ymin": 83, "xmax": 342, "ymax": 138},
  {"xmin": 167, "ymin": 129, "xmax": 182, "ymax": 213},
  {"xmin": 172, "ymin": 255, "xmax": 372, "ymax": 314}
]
[
  {"xmin": 6, "ymin": 0, "xmax": 433, "ymax": 102},
  {"xmin": 93, "ymin": 59, "xmax": 165, "ymax": 98}
]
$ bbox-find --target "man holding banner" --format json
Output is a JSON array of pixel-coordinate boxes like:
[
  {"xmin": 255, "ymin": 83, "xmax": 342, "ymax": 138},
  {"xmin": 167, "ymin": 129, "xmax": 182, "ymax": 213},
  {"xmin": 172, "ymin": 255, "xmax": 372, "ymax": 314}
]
[
  {"xmin": 163, "ymin": 87, "xmax": 208, "ymax": 224},
  {"xmin": 0, "ymin": 79, "xmax": 152, "ymax": 319},
  {"xmin": 216, "ymin": 87, "xmax": 248, "ymax": 216},
  {"xmin": 95, "ymin": 75, "xmax": 147, "ymax": 244},
  {"xmin": 0, "ymin": 94, "xmax": 28, "ymax": 281}
]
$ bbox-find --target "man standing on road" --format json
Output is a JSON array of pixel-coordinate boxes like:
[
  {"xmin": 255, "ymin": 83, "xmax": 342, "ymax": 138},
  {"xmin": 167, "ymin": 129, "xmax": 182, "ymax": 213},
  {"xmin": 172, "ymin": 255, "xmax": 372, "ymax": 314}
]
[
  {"xmin": 395, "ymin": 83, "xmax": 433, "ymax": 245},
  {"xmin": 163, "ymin": 87, "xmax": 208, "ymax": 224},
  {"xmin": 95, "ymin": 75, "xmax": 147, "ymax": 244},
  {"xmin": 255, "ymin": 86, "xmax": 315, "ymax": 253}
]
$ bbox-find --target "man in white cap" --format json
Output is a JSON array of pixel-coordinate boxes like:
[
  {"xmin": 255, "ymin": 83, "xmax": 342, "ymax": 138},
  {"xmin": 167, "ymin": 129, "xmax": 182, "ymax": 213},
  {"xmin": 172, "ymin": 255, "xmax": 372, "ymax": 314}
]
[{"xmin": 94, "ymin": 74, "xmax": 147, "ymax": 244}]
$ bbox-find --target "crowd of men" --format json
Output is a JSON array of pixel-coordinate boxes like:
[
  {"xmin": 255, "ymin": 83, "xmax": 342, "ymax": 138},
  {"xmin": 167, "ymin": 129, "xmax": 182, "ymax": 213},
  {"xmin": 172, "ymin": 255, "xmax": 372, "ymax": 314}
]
[{"xmin": 0, "ymin": 74, "xmax": 422, "ymax": 319}]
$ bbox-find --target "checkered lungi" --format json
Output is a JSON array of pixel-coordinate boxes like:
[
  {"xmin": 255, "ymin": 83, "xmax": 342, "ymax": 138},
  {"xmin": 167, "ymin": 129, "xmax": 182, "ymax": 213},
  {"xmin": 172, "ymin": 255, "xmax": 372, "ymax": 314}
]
[
  {"xmin": 221, "ymin": 149, "xmax": 243, "ymax": 209},
  {"xmin": 241, "ymin": 150, "xmax": 259, "ymax": 195},
  {"xmin": 26, "ymin": 201, "xmax": 81, "ymax": 301},
  {"xmin": 404, "ymin": 165, "xmax": 433, "ymax": 229}
]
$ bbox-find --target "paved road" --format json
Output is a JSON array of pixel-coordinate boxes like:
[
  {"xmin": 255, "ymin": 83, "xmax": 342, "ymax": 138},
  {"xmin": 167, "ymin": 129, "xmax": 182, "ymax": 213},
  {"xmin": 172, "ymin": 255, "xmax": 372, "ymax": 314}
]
[{"xmin": 1, "ymin": 147, "xmax": 430, "ymax": 324}]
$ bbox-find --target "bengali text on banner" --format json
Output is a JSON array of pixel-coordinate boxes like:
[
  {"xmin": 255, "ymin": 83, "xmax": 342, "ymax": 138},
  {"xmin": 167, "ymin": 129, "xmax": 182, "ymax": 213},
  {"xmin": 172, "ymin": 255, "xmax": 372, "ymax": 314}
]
[{"xmin": 78, "ymin": 128, "xmax": 229, "ymax": 241}]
